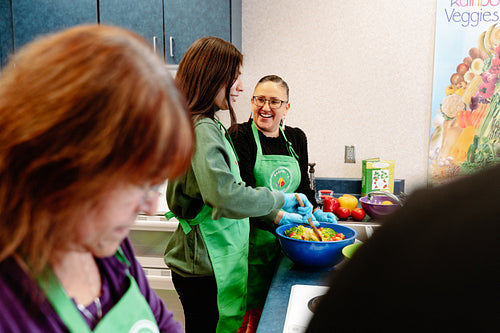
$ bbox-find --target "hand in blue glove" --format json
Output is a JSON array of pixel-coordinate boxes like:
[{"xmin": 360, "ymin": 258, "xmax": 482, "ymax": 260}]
[
  {"xmin": 278, "ymin": 212, "xmax": 319, "ymax": 226},
  {"xmin": 282, "ymin": 193, "xmax": 313, "ymax": 216},
  {"xmin": 313, "ymin": 209, "xmax": 338, "ymax": 224},
  {"xmin": 278, "ymin": 212, "xmax": 305, "ymax": 226},
  {"xmin": 306, "ymin": 212, "xmax": 321, "ymax": 227}
]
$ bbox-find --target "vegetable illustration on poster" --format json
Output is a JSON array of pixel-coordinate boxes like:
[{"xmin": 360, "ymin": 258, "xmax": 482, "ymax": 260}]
[{"xmin": 429, "ymin": 0, "xmax": 500, "ymax": 185}]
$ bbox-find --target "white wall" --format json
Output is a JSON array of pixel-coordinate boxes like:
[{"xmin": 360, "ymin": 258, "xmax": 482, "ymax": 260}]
[{"xmin": 225, "ymin": 1, "xmax": 437, "ymax": 194}]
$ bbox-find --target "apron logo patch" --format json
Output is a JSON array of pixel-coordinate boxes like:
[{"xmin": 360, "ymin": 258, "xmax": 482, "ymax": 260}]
[
  {"xmin": 129, "ymin": 319, "xmax": 160, "ymax": 333},
  {"xmin": 269, "ymin": 167, "xmax": 293, "ymax": 192}
]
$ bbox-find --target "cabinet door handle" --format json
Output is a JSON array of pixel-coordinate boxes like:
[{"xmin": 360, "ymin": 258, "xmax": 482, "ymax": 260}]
[
  {"xmin": 169, "ymin": 36, "xmax": 174, "ymax": 58},
  {"xmin": 153, "ymin": 36, "xmax": 157, "ymax": 53}
]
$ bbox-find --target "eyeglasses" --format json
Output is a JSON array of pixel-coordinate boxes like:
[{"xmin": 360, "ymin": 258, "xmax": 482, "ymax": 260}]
[
  {"xmin": 252, "ymin": 96, "xmax": 287, "ymax": 109},
  {"xmin": 139, "ymin": 184, "xmax": 161, "ymax": 207}
]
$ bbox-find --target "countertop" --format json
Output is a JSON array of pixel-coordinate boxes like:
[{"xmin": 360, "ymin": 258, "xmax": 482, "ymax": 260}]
[
  {"xmin": 256, "ymin": 221, "xmax": 380, "ymax": 333},
  {"xmin": 256, "ymin": 255, "xmax": 339, "ymax": 333}
]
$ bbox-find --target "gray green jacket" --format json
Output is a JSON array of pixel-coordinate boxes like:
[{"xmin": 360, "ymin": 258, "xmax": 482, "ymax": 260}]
[{"xmin": 164, "ymin": 116, "xmax": 285, "ymax": 277}]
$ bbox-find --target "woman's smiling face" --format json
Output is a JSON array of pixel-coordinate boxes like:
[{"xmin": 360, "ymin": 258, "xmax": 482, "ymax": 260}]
[{"xmin": 251, "ymin": 81, "xmax": 290, "ymax": 137}]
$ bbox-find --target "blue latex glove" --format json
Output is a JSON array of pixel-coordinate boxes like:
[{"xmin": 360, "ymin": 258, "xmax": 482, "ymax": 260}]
[
  {"xmin": 278, "ymin": 212, "xmax": 319, "ymax": 226},
  {"xmin": 282, "ymin": 193, "xmax": 314, "ymax": 216},
  {"xmin": 313, "ymin": 210, "xmax": 338, "ymax": 224},
  {"xmin": 306, "ymin": 213, "xmax": 321, "ymax": 227},
  {"xmin": 278, "ymin": 212, "xmax": 304, "ymax": 226}
]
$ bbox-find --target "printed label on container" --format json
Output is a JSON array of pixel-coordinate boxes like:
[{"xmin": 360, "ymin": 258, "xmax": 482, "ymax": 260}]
[{"xmin": 361, "ymin": 158, "xmax": 395, "ymax": 196}]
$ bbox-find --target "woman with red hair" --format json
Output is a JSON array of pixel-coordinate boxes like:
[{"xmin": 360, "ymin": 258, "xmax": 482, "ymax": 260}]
[{"xmin": 0, "ymin": 24, "xmax": 194, "ymax": 332}]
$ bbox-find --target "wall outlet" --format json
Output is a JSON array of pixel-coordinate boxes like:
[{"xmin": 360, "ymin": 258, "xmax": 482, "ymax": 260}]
[{"xmin": 345, "ymin": 145, "xmax": 356, "ymax": 163}]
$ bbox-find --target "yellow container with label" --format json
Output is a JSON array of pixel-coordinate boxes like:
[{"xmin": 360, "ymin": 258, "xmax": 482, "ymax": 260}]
[{"xmin": 361, "ymin": 158, "xmax": 395, "ymax": 196}]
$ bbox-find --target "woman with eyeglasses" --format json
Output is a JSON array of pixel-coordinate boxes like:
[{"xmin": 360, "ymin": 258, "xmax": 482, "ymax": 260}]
[
  {"xmin": 163, "ymin": 39, "xmax": 315, "ymax": 333},
  {"xmin": 230, "ymin": 75, "xmax": 337, "ymax": 332},
  {"xmin": 0, "ymin": 25, "xmax": 193, "ymax": 332}
]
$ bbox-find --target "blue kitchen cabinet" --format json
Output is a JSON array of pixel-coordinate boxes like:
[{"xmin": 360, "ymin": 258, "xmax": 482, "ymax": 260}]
[
  {"xmin": 11, "ymin": 0, "xmax": 97, "ymax": 51},
  {"xmin": 164, "ymin": 0, "xmax": 234, "ymax": 65},
  {"xmin": 0, "ymin": 0, "xmax": 13, "ymax": 69},
  {"xmin": 1, "ymin": 0, "xmax": 241, "ymax": 69},
  {"xmin": 99, "ymin": 0, "xmax": 164, "ymax": 58}
]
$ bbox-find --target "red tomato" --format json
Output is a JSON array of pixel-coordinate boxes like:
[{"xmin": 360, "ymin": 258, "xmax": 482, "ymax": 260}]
[
  {"xmin": 322, "ymin": 197, "xmax": 340, "ymax": 213},
  {"xmin": 335, "ymin": 207, "xmax": 350, "ymax": 220},
  {"xmin": 351, "ymin": 208, "xmax": 366, "ymax": 221}
]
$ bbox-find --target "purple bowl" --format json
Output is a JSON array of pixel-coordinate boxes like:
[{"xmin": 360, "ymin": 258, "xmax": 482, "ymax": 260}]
[{"xmin": 360, "ymin": 195, "xmax": 401, "ymax": 219}]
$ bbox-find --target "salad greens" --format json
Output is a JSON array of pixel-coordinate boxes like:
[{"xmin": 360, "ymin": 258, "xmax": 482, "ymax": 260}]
[{"xmin": 284, "ymin": 225, "xmax": 346, "ymax": 242}]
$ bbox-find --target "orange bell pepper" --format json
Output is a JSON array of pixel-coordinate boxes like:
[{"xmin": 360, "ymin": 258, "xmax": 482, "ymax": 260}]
[{"xmin": 449, "ymin": 125, "xmax": 477, "ymax": 162}]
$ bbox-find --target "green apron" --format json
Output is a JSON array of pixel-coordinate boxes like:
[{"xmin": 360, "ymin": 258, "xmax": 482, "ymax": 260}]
[
  {"xmin": 36, "ymin": 247, "xmax": 160, "ymax": 333},
  {"xmin": 167, "ymin": 119, "xmax": 250, "ymax": 333},
  {"xmin": 247, "ymin": 121, "xmax": 301, "ymax": 310}
]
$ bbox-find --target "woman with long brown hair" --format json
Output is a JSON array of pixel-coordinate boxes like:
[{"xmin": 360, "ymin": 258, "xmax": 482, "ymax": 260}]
[
  {"xmin": 164, "ymin": 37, "xmax": 316, "ymax": 333},
  {"xmin": 0, "ymin": 25, "xmax": 194, "ymax": 332}
]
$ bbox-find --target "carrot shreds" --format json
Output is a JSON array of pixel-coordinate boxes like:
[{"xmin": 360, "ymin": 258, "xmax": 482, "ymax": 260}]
[{"xmin": 473, "ymin": 103, "xmax": 488, "ymax": 129}]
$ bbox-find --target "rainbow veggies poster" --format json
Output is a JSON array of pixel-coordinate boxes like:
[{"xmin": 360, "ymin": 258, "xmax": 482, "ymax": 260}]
[{"xmin": 429, "ymin": 0, "xmax": 500, "ymax": 185}]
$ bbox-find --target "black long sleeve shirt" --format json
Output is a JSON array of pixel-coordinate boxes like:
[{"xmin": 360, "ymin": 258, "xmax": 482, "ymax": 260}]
[{"xmin": 230, "ymin": 120, "xmax": 318, "ymax": 210}]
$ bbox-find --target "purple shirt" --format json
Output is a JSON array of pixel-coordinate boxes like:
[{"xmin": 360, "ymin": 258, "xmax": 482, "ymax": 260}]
[{"xmin": 0, "ymin": 238, "xmax": 183, "ymax": 332}]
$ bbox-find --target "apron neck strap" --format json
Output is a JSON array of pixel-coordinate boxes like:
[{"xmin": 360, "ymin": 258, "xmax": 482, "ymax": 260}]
[
  {"xmin": 115, "ymin": 246, "xmax": 130, "ymax": 267},
  {"xmin": 35, "ymin": 246, "xmax": 132, "ymax": 332},
  {"xmin": 251, "ymin": 121, "xmax": 299, "ymax": 160},
  {"xmin": 214, "ymin": 118, "xmax": 239, "ymax": 161},
  {"xmin": 36, "ymin": 268, "xmax": 94, "ymax": 332},
  {"xmin": 279, "ymin": 126, "xmax": 299, "ymax": 160}
]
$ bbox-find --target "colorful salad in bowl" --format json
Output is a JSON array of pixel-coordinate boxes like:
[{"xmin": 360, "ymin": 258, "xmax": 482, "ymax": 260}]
[{"xmin": 285, "ymin": 225, "xmax": 346, "ymax": 242}]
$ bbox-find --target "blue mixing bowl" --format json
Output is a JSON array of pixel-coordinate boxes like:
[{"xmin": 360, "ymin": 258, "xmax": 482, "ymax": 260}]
[{"xmin": 276, "ymin": 222, "xmax": 358, "ymax": 271}]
